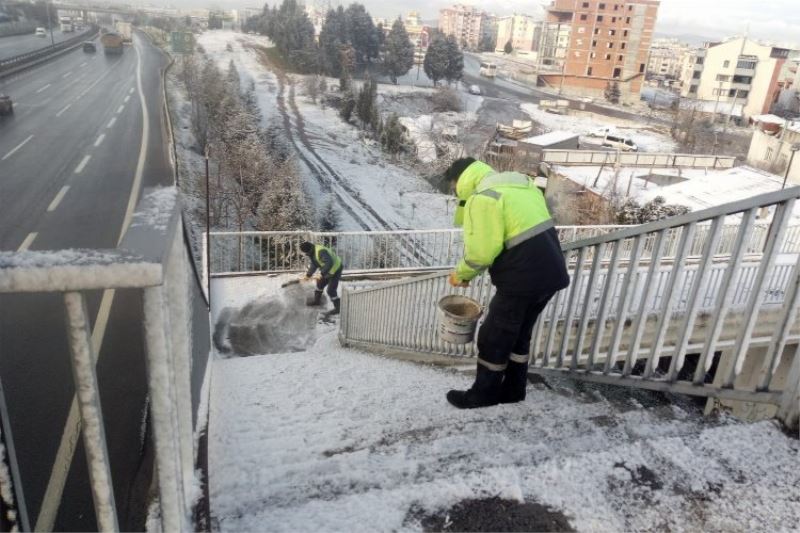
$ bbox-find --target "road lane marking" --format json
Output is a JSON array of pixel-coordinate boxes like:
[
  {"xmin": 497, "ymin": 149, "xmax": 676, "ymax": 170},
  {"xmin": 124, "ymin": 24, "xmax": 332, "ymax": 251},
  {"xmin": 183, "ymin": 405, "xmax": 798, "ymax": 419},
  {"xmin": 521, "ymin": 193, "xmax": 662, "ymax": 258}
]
[
  {"xmin": 1, "ymin": 134, "xmax": 34, "ymax": 160},
  {"xmin": 79, "ymin": 61, "xmax": 87, "ymax": 67},
  {"xmin": 35, "ymin": 41, "xmax": 145, "ymax": 532},
  {"xmin": 107, "ymin": 117, "xmax": 117, "ymax": 128},
  {"xmin": 94, "ymin": 133, "xmax": 106, "ymax": 147},
  {"xmin": 47, "ymin": 186, "xmax": 70, "ymax": 212},
  {"xmin": 129, "ymin": 87, "xmax": 134, "ymax": 94},
  {"xmin": 63, "ymin": 71, "xmax": 72, "ymax": 78},
  {"xmin": 17, "ymin": 232, "xmax": 37, "ymax": 252},
  {"xmin": 124, "ymin": 95, "xmax": 131, "ymax": 103},
  {"xmin": 116, "ymin": 104, "xmax": 124, "ymax": 114},
  {"xmin": 55, "ymin": 103, "xmax": 71, "ymax": 117},
  {"xmin": 35, "ymin": 83, "xmax": 51, "ymax": 93},
  {"xmin": 74, "ymin": 155, "xmax": 91, "ymax": 174}
]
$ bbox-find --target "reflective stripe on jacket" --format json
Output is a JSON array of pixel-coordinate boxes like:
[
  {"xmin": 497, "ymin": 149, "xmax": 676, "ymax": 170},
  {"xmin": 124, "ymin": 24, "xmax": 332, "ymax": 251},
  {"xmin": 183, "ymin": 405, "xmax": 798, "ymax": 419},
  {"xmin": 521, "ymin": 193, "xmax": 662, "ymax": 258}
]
[
  {"xmin": 454, "ymin": 163, "xmax": 554, "ymax": 282},
  {"xmin": 314, "ymin": 244, "xmax": 342, "ymax": 276}
]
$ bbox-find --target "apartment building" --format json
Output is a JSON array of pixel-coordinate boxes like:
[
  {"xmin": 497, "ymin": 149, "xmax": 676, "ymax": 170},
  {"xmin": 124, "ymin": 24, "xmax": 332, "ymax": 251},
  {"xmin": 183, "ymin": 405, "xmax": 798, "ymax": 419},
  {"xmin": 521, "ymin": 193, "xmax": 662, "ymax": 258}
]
[
  {"xmin": 647, "ymin": 38, "xmax": 692, "ymax": 80},
  {"xmin": 495, "ymin": 14, "xmax": 542, "ymax": 54},
  {"xmin": 747, "ymin": 115, "xmax": 800, "ymax": 185},
  {"xmin": 681, "ymin": 37, "xmax": 790, "ymax": 121},
  {"xmin": 438, "ymin": 4, "xmax": 491, "ymax": 50},
  {"xmin": 538, "ymin": 0, "xmax": 660, "ymax": 103}
]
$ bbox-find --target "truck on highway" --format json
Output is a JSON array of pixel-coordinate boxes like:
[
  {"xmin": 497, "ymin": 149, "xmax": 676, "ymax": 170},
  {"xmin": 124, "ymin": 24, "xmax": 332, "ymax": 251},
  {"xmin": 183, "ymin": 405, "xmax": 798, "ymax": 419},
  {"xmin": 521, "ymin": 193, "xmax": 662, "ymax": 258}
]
[
  {"xmin": 59, "ymin": 16, "xmax": 73, "ymax": 33},
  {"xmin": 101, "ymin": 32, "xmax": 124, "ymax": 55},
  {"xmin": 114, "ymin": 21, "xmax": 132, "ymax": 43},
  {"xmin": 0, "ymin": 95, "xmax": 13, "ymax": 116}
]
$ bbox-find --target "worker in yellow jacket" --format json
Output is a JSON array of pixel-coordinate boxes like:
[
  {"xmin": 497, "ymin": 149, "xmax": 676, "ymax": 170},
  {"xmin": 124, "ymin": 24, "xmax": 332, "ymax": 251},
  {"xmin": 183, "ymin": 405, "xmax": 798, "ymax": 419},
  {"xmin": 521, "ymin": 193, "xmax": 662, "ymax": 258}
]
[{"xmin": 445, "ymin": 158, "xmax": 569, "ymax": 409}]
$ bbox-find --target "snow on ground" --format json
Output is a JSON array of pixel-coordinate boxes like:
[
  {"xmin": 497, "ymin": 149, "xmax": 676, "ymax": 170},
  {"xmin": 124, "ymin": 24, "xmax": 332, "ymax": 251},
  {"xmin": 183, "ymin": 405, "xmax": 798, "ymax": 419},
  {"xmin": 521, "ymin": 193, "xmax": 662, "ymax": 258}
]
[
  {"xmin": 197, "ymin": 30, "xmax": 455, "ymax": 232},
  {"xmin": 521, "ymin": 102, "xmax": 678, "ymax": 153},
  {"xmin": 208, "ymin": 275, "xmax": 800, "ymax": 532}
]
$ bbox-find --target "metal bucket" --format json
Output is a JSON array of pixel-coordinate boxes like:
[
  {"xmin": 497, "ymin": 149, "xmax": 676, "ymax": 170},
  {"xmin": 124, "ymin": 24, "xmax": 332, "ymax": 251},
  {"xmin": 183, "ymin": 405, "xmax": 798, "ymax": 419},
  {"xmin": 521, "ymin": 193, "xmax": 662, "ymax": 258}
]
[{"xmin": 437, "ymin": 294, "xmax": 482, "ymax": 345}]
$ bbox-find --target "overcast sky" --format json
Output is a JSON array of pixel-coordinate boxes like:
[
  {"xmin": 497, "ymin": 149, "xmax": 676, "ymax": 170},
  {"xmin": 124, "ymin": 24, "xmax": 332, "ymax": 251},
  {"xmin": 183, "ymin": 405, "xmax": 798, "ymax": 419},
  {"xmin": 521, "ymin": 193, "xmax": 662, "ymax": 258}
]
[{"xmin": 194, "ymin": 0, "xmax": 799, "ymax": 47}]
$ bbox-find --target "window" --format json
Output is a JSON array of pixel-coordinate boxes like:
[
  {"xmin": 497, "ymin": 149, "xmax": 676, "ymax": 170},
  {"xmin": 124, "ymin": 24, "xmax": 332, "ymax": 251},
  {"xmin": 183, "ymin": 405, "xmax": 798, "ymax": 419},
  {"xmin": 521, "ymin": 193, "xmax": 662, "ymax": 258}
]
[
  {"xmin": 692, "ymin": 71, "xmax": 701, "ymax": 79},
  {"xmin": 766, "ymin": 148, "xmax": 774, "ymax": 161},
  {"xmin": 577, "ymin": 39, "xmax": 583, "ymax": 45},
  {"xmin": 597, "ymin": 15, "xmax": 604, "ymax": 22},
  {"xmin": 590, "ymin": 52, "xmax": 597, "ymax": 58},
  {"xmin": 592, "ymin": 40, "xmax": 597, "ymax": 47},
  {"xmin": 733, "ymin": 75, "xmax": 752, "ymax": 84},
  {"xmin": 614, "ymin": 4, "xmax": 619, "ymax": 10},
  {"xmin": 612, "ymin": 17, "xmax": 617, "ymax": 22},
  {"xmin": 613, "ymin": 67, "xmax": 621, "ymax": 78},
  {"xmin": 737, "ymin": 59, "xmax": 757, "ymax": 69},
  {"xmin": 639, "ymin": 63, "xmax": 645, "ymax": 73},
  {"xmin": 575, "ymin": 51, "xmax": 581, "ymax": 57},
  {"xmin": 689, "ymin": 85, "xmax": 697, "ymax": 93},
  {"xmin": 578, "ymin": 27, "xmax": 586, "ymax": 33},
  {"xmin": 587, "ymin": 66, "xmax": 593, "ymax": 75},
  {"xmin": 607, "ymin": 42, "xmax": 614, "ymax": 48},
  {"xmin": 695, "ymin": 57, "xmax": 704, "ymax": 65},
  {"xmin": 580, "ymin": 14, "xmax": 588, "ymax": 20},
  {"xmin": 609, "ymin": 29, "xmax": 616, "ymax": 36},
  {"xmin": 716, "ymin": 74, "xmax": 730, "ymax": 82},
  {"xmin": 623, "ymin": 29, "xmax": 628, "ymax": 36},
  {"xmin": 621, "ymin": 42, "xmax": 626, "ymax": 49},
  {"xmin": 626, "ymin": 17, "xmax": 630, "ymax": 23},
  {"xmin": 599, "ymin": 3, "xmax": 606, "ymax": 8},
  {"xmin": 628, "ymin": 4, "xmax": 633, "ymax": 10},
  {"xmin": 605, "ymin": 53, "xmax": 611, "ymax": 59},
  {"xmin": 723, "ymin": 60, "xmax": 730, "ymax": 68},
  {"xmin": 582, "ymin": 1, "xmax": 590, "ymax": 6},
  {"xmin": 594, "ymin": 28, "xmax": 600, "ymax": 34},
  {"xmin": 618, "ymin": 54, "xmax": 623, "ymax": 60}
]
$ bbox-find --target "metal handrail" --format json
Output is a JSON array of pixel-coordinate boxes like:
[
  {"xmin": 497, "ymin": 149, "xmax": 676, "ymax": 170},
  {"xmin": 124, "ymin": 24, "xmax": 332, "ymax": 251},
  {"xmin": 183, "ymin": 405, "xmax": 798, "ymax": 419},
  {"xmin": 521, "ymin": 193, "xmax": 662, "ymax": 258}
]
[{"xmin": 339, "ymin": 186, "xmax": 800, "ymax": 429}]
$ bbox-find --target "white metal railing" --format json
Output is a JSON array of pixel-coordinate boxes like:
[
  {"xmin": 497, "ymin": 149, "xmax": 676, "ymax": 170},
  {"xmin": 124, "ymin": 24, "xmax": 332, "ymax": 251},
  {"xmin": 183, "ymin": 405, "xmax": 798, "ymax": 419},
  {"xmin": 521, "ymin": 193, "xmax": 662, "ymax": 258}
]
[
  {"xmin": 339, "ymin": 187, "xmax": 800, "ymax": 429},
  {"xmin": 0, "ymin": 188, "xmax": 205, "ymax": 531},
  {"xmin": 541, "ymin": 150, "xmax": 737, "ymax": 168},
  {"xmin": 206, "ymin": 222, "xmax": 800, "ymax": 277}
]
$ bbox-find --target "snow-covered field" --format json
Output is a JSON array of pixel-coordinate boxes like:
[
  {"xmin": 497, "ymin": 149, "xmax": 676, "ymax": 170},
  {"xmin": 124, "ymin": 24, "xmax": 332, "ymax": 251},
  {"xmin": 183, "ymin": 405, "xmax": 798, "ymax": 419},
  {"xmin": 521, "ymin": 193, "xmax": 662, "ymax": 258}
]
[
  {"xmin": 197, "ymin": 31, "xmax": 454, "ymax": 232},
  {"xmin": 521, "ymin": 103, "xmax": 679, "ymax": 153},
  {"xmin": 208, "ymin": 275, "xmax": 800, "ymax": 532}
]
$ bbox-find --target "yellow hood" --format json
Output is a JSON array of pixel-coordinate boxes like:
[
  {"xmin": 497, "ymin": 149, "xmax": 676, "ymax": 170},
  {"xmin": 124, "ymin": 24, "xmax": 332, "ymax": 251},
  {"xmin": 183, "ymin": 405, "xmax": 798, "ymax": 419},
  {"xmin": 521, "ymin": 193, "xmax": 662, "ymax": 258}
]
[{"xmin": 454, "ymin": 161, "xmax": 494, "ymax": 226}]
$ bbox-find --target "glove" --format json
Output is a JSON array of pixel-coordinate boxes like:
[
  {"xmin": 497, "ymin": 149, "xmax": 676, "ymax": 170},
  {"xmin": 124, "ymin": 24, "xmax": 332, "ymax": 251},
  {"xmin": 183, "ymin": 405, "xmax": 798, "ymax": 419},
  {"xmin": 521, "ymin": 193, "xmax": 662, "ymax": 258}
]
[{"xmin": 448, "ymin": 271, "xmax": 469, "ymax": 288}]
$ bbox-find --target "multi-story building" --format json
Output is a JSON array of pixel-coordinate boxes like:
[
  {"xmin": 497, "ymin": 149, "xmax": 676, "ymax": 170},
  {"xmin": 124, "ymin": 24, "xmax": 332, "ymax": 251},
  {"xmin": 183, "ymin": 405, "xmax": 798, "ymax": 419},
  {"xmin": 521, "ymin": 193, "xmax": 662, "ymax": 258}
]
[
  {"xmin": 438, "ymin": 4, "xmax": 491, "ymax": 50},
  {"xmin": 495, "ymin": 14, "xmax": 542, "ymax": 54},
  {"xmin": 538, "ymin": 0, "xmax": 660, "ymax": 104},
  {"xmin": 646, "ymin": 38, "xmax": 692, "ymax": 80},
  {"xmin": 747, "ymin": 115, "xmax": 800, "ymax": 185},
  {"xmin": 682, "ymin": 37, "xmax": 791, "ymax": 121}
]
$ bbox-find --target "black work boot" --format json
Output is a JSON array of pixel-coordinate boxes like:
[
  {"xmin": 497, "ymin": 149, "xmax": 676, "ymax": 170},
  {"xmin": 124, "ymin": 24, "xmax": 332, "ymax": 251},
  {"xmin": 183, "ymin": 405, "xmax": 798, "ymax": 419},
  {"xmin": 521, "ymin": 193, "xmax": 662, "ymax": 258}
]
[
  {"xmin": 446, "ymin": 364, "xmax": 504, "ymax": 409},
  {"xmin": 499, "ymin": 360, "xmax": 529, "ymax": 404},
  {"xmin": 331, "ymin": 297, "xmax": 341, "ymax": 314},
  {"xmin": 307, "ymin": 290, "xmax": 323, "ymax": 306}
]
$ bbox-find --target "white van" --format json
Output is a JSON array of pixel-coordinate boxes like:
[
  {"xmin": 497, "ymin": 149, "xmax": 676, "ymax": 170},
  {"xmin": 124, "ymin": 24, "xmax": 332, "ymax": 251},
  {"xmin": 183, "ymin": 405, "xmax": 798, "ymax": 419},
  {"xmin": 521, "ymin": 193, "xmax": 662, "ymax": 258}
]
[
  {"xmin": 602, "ymin": 134, "xmax": 638, "ymax": 152},
  {"xmin": 35, "ymin": 27, "xmax": 47, "ymax": 37}
]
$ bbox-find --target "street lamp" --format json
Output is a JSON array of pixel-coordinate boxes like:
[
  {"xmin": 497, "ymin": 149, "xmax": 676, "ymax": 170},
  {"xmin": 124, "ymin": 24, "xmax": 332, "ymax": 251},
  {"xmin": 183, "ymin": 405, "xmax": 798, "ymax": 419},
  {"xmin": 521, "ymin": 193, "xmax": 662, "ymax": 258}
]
[
  {"xmin": 782, "ymin": 143, "xmax": 800, "ymax": 189},
  {"xmin": 45, "ymin": 0, "xmax": 55, "ymax": 46}
]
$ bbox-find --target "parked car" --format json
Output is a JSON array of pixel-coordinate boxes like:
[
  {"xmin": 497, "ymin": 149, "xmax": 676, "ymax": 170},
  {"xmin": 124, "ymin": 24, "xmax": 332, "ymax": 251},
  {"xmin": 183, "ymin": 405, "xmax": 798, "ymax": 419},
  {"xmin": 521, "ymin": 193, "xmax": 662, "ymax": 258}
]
[
  {"xmin": 83, "ymin": 41, "xmax": 97, "ymax": 52},
  {"xmin": 468, "ymin": 84, "xmax": 481, "ymax": 95},
  {"xmin": 0, "ymin": 95, "xmax": 13, "ymax": 116},
  {"xmin": 602, "ymin": 134, "xmax": 638, "ymax": 152},
  {"xmin": 35, "ymin": 27, "xmax": 47, "ymax": 37}
]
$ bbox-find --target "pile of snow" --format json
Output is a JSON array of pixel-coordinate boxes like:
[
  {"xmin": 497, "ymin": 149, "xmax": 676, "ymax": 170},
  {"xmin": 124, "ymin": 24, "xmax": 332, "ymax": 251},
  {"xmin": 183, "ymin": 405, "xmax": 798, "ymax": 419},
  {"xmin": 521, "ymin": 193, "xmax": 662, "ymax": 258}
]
[
  {"xmin": 521, "ymin": 102, "xmax": 678, "ymax": 153},
  {"xmin": 207, "ymin": 275, "xmax": 800, "ymax": 532}
]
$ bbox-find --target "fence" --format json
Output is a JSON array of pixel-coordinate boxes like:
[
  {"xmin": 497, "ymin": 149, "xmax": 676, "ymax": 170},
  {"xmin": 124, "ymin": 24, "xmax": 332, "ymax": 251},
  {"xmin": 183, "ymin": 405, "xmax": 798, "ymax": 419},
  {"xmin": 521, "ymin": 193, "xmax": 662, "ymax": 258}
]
[
  {"xmin": 207, "ymin": 222, "xmax": 800, "ymax": 277},
  {"xmin": 0, "ymin": 188, "xmax": 208, "ymax": 531},
  {"xmin": 339, "ymin": 187, "xmax": 800, "ymax": 429},
  {"xmin": 541, "ymin": 150, "xmax": 737, "ymax": 169}
]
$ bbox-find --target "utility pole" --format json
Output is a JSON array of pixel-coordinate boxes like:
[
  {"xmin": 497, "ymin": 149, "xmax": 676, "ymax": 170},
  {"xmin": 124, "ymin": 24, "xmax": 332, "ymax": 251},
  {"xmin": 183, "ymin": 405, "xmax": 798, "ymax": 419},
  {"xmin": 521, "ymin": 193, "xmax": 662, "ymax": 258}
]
[
  {"xmin": 46, "ymin": 0, "xmax": 55, "ymax": 46},
  {"xmin": 205, "ymin": 145, "xmax": 212, "ymax": 306},
  {"xmin": 782, "ymin": 144, "xmax": 800, "ymax": 189}
]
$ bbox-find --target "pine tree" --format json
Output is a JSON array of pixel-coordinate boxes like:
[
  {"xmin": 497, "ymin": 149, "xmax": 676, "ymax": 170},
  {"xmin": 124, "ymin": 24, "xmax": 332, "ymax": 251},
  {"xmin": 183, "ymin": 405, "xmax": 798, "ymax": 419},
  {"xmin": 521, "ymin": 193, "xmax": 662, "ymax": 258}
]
[
  {"xmin": 443, "ymin": 35, "xmax": 464, "ymax": 84},
  {"xmin": 380, "ymin": 113, "xmax": 408, "ymax": 154},
  {"xmin": 355, "ymin": 78, "xmax": 377, "ymax": 129},
  {"xmin": 423, "ymin": 33, "xmax": 449, "ymax": 86},
  {"xmin": 604, "ymin": 81, "xmax": 621, "ymax": 104},
  {"xmin": 383, "ymin": 18, "xmax": 415, "ymax": 84},
  {"xmin": 319, "ymin": 196, "xmax": 340, "ymax": 231},
  {"xmin": 503, "ymin": 40, "xmax": 513, "ymax": 54},
  {"xmin": 340, "ymin": 89, "xmax": 356, "ymax": 122}
]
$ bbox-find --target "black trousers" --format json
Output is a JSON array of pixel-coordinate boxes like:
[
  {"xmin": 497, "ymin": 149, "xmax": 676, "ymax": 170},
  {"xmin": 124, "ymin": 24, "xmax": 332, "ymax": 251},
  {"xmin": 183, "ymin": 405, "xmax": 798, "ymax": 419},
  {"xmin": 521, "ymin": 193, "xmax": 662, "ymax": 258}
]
[
  {"xmin": 316, "ymin": 269, "xmax": 342, "ymax": 299},
  {"xmin": 477, "ymin": 290, "xmax": 555, "ymax": 366}
]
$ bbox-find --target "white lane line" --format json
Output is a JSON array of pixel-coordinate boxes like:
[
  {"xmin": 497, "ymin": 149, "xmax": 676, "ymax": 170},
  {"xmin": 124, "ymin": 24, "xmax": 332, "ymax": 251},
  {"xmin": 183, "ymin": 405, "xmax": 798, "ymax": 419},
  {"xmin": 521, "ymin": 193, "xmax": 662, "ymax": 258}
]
[
  {"xmin": 123, "ymin": 95, "xmax": 131, "ymax": 103},
  {"xmin": 79, "ymin": 61, "xmax": 87, "ymax": 67},
  {"xmin": 116, "ymin": 104, "xmax": 124, "ymax": 114},
  {"xmin": 55, "ymin": 103, "xmax": 72, "ymax": 117},
  {"xmin": 74, "ymin": 155, "xmax": 91, "ymax": 174},
  {"xmin": 107, "ymin": 117, "xmax": 117, "ymax": 128},
  {"xmin": 94, "ymin": 133, "xmax": 106, "ymax": 147},
  {"xmin": 35, "ymin": 41, "xmax": 145, "ymax": 532},
  {"xmin": 47, "ymin": 186, "xmax": 70, "ymax": 212},
  {"xmin": 128, "ymin": 87, "xmax": 134, "ymax": 94},
  {"xmin": 35, "ymin": 83, "xmax": 52, "ymax": 94},
  {"xmin": 17, "ymin": 232, "xmax": 37, "ymax": 252},
  {"xmin": 1, "ymin": 134, "xmax": 34, "ymax": 161},
  {"xmin": 63, "ymin": 71, "xmax": 73, "ymax": 78}
]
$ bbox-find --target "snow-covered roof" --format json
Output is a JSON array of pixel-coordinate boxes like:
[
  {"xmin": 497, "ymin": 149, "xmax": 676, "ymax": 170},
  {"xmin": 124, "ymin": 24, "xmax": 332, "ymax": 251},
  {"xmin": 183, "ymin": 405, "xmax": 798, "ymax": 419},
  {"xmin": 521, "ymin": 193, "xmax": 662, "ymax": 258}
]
[
  {"xmin": 751, "ymin": 114, "xmax": 786, "ymax": 125},
  {"xmin": 519, "ymin": 130, "xmax": 579, "ymax": 147},
  {"xmin": 554, "ymin": 164, "xmax": 790, "ymax": 212}
]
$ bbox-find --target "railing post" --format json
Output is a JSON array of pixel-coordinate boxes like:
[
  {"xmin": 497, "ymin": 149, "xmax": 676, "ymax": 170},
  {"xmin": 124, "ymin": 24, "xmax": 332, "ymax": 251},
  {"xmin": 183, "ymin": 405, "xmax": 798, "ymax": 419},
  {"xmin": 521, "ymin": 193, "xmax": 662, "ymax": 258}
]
[
  {"xmin": 777, "ymin": 342, "xmax": 800, "ymax": 431},
  {"xmin": 143, "ymin": 286, "xmax": 188, "ymax": 533},
  {"xmin": 63, "ymin": 292, "xmax": 119, "ymax": 532}
]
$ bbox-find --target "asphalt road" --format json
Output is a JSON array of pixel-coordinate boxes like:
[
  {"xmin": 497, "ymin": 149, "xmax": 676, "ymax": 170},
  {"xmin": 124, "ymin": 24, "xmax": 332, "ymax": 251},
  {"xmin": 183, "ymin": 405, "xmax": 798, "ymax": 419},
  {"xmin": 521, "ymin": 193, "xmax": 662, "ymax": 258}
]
[
  {"xmin": 461, "ymin": 53, "xmax": 669, "ymax": 125},
  {"xmin": 0, "ymin": 32, "xmax": 171, "ymax": 531},
  {"xmin": 0, "ymin": 28, "xmax": 75, "ymax": 61}
]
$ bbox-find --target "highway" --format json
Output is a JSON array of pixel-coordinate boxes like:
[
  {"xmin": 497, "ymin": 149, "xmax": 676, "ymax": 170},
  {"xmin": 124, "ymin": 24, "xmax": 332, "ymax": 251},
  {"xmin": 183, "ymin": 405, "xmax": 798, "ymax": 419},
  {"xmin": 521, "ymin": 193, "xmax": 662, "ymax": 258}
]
[
  {"xmin": 0, "ymin": 31, "xmax": 171, "ymax": 531},
  {"xmin": 0, "ymin": 28, "xmax": 75, "ymax": 60}
]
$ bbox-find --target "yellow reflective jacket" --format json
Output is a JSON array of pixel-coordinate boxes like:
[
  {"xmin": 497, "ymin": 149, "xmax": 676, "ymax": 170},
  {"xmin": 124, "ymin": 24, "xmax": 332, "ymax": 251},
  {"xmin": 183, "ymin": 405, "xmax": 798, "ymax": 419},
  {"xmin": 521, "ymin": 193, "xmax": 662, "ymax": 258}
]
[{"xmin": 454, "ymin": 162, "xmax": 555, "ymax": 282}]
